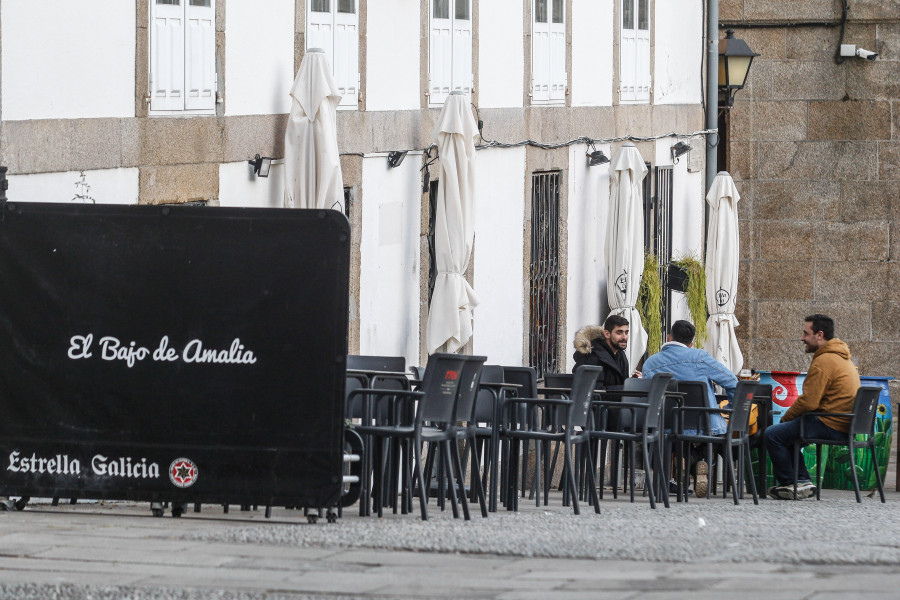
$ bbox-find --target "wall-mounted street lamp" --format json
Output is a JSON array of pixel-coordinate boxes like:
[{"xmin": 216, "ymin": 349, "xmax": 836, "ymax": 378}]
[
  {"xmin": 586, "ymin": 149, "xmax": 610, "ymax": 167},
  {"xmin": 248, "ymin": 154, "xmax": 272, "ymax": 178},
  {"xmin": 387, "ymin": 151, "xmax": 408, "ymax": 168},
  {"xmin": 671, "ymin": 141, "xmax": 692, "ymax": 164},
  {"xmin": 718, "ymin": 29, "xmax": 759, "ymax": 108}
]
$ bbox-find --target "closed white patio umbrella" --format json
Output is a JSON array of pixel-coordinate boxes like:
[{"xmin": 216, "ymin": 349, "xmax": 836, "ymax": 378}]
[
  {"xmin": 283, "ymin": 48, "xmax": 344, "ymax": 211},
  {"xmin": 704, "ymin": 171, "xmax": 743, "ymax": 374},
  {"xmin": 425, "ymin": 91, "xmax": 480, "ymax": 355},
  {"xmin": 605, "ymin": 142, "xmax": 648, "ymax": 370}
]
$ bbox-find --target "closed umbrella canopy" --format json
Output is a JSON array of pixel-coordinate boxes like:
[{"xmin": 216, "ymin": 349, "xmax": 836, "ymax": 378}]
[
  {"xmin": 425, "ymin": 91, "xmax": 480, "ymax": 355},
  {"xmin": 605, "ymin": 142, "xmax": 648, "ymax": 370},
  {"xmin": 284, "ymin": 48, "xmax": 344, "ymax": 211},
  {"xmin": 703, "ymin": 171, "xmax": 743, "ymax": 374}
]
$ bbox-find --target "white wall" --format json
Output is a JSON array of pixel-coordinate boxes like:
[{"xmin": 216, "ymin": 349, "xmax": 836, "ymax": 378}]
[
  {"xmin": 653, "ymin": 0, "xmax": 703, "ymax": 105},
  {"xmin": 1, "ymin": 1, "xmax": 135, "ymax": 120},
  {"xmin": 365, "ymin": 0, "xmax": 421, "ymax": 111},
  {"xmin": 565, "ymin": 143, "xmax": 611, "ymax": 372},
  {"xmin": 571, "ymin": 0, "xmax": 613, "ymax": 107},
  {"xmin": 218, "ymin": 161, "xmax": 285, "ymax": 207},
  {"xmin": 477, "ymin": 0, "xmax": 524, "ymax": 109},
  {"xmin": 8, "ymin": 168, "xmax": 139, "ymax": 205},
  {"xmin": 359, "ymin": 154, "xmax": 422, "ymax": 366},
  {"xmin": 472, "ymin": 146, "xmax": 525, "ymax": 365},
  {"xmin": 225, "ymin": 0, "xmax": 295, "ymax": 116},
  {"xmin": 653, "ymin": 138, "xmax": 703, "ymax": 259}
]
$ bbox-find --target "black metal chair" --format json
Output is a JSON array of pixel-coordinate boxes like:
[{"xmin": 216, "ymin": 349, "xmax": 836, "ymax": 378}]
[
  {"xmin": 500, "ymin": 366, "xmax": 538, "ymax": 509},
  {"xmin": 590, "ymin": 373, "xmax": 675, "ymax": 509},
  {"xmin": 430, "ymin": 354, "xmax": 488, "ymax": 518},
  {"xmin": 674, "ymin": 380, "xmax": 760, "ymax": 505},
  {"xmin": 350, "ymin": 353, "xmax": 468, "ymax": 520},
  {"xmin": 344, "ymin": 355, "xmax": 410, "ymax": 516},
  {"xmin": 791, "ymin": 385, "xmax": 885, "ymax": 503},
  {"xmin": 501, "ymin": 365, "xmax": 603, "ymax": 515},
  {"xmin": 664, "ymin": 380, "xmax": 710, "ymax": 502},
  {"xmin": 748, "ymin": 383, "xmax": 773, "ymax": 497},
  {"xmin": 467, "ymin": 365, "xmax": 518, "ymax": 512}
]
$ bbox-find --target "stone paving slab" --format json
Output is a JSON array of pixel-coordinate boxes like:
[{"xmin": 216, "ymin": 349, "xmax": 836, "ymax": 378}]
[{"xmin": 0, "ymin": 490, "xmax": 899, "ymax": 599}]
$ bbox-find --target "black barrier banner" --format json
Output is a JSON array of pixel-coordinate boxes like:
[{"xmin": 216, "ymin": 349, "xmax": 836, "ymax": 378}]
[{"xmin": 0, "ymin": 202, "xmax": 350, "ymax": 508}]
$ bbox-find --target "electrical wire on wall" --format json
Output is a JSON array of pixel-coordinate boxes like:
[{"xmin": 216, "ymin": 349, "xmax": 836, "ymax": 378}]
[{"xmin": 343, "ymin": 102, "xmax": 718, "ymax": 186}]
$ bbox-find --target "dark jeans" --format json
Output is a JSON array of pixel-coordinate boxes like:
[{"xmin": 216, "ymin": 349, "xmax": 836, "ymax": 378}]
[{"xmin": 764, "ymin": 415, "xmax": 846, "ymax": 486}]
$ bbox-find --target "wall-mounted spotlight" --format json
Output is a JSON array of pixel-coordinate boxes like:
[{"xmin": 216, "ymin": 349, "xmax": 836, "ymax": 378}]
[
  {"xmin": 387, "ymin": 151, "xmax": 408, "ymax": 169},
  {"xmin": 248, "ymin": 154, "xmax": 272, "ymax": 178},
  {"xmin": 586, "ymin": 149, "xmax": 609, "ymax": 167},
  {"xmin": 671, "ymin": 141, "xmax": 692, "ymax": 164}
]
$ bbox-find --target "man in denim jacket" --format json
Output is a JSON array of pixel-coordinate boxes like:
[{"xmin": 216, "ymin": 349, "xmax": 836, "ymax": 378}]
[{"xmin": 641, "ymin": 320, "xmax": 738, "ymax": 496}]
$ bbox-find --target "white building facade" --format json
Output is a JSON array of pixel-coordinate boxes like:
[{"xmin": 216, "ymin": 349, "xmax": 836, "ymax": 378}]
[{"xmin": 0, "ymin": 0, "xmax": 708, "ymax": 371}]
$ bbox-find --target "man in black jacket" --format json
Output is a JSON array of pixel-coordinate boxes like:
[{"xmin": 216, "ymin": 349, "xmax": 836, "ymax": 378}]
[{"xmin": 572, "ymin": 314, "xmax": 630, "ymax": 387}]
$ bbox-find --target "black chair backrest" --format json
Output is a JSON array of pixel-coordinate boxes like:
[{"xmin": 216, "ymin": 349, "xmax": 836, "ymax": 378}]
[
  {"xmin": 567, "ymin": 366, "xmax": 603, "ymax": 429},
  {"xmin": 643, "ymin": 372, "xmax": 674, "ymax": 432},
  {"xmin": 543, "ymin": 373, "xmax": 574, "ymax": 390},
  {"xmin": 850, "ymin": 386, "xmax": 883, "ymax": 437},
  {"xmin": 454, "ymin": 355, "xmax": 488, "ymax": 423},
  {"xmin": 347, "ymin": 355, "xmax": 406, "ymax": 373},
  {"xmin": 474, "ymin": 364, "xmax": 505, "ymax": 423},
  {"xmin": 753, "ymin": 383, "xmax": 773, "ymax": 427},
  {"xmin": 503, "ymin": 366, "xmax": 538, "ymax": 398},
  {"xmin": 417, "ymin": 353, "xmax": 468, "ymax": 425},
  {"xmin": 674, "ymin": 380, "xmax": 708, "ymax": 432},
  {"xmin": 728, "ymin": 381, "xmax": 758, "ymax": 435}
]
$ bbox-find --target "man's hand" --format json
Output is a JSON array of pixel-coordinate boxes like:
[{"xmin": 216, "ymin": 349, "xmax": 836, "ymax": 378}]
[{"xmin": 632, "ymin": 371, "xmax": 642, "ymax": 378}]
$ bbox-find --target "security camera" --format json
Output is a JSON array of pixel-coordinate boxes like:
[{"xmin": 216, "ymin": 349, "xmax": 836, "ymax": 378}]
[{"xmin": 839, "ymin": 44, "xmax": 879, "ymax": 61}]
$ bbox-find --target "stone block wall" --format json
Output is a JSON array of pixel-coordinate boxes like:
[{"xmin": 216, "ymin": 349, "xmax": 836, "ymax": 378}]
[{"xmin": 721, "ymin": 1, "xmax": 900, "ymax": 377}]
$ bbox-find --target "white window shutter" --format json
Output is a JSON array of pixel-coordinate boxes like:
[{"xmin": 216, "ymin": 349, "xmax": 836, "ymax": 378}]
[
  {"xmin": 429, "ymin": 14, "xmax": 452, "ymax": 105},
  {"xmin": 532, "ymin": 17, "xmax": 550, "ymax": 103},
  {"xmin": 549, "ymin": 20, "xmax": 566, "ymax": 102},
  {"xmin": 636, "ymin": 27, "xmax": 651, "ymax": 101},
  {"xmin": 451, "ymin": 16, "xmax": 472, "ymax": 96},
  {"xmin": 150, "ymin": 1, "xmax": 185, "ymax": 112},
  {"xmin": 185, "ymin": 0, "xmax": 215, "ymax": 110},
  {"xmin": 334, "ymin": 3, "xmax": 359, "ymax": 108},
  {"xmin": 619, "ymin": 26, "xmax": 637, "ymax": 102},
  {"xmin": 308, "ymin": 4, "xmax": 334, "ymax": 62}
]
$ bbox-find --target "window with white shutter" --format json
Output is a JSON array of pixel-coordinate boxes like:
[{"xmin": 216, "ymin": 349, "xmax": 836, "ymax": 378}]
[
  {"xmin": 619, "ymin": 0, "xmax": 650, "ymax": 103},
  {"xmin": 429, "ymin": 0, "xmax": 472, "ymax": 107},
  {"xmin": 532, "ymin": 0, "xmax": 566, "ymax": 105},
  {"xmin": 307, "ymin": 0, "xmax": 359, "ymax": 109},
  {"xmin": 150, "ymin": 0, "xmax": 216, "ymax": 115}
]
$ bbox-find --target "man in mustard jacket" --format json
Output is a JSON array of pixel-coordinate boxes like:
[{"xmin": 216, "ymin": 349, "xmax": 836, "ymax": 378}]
[{"xmin": 765, "ymin": 314, "xmax": 860, "ymax": 500}]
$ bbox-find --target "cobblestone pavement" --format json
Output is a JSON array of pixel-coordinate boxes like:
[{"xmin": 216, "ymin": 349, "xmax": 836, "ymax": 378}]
[{"xmin": 1, "ymin": 480, "xmax": 898, "ymax": 599}]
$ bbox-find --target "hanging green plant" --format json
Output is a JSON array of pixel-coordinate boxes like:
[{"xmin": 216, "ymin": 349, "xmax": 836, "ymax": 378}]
[
  {"xmin": 671, "ymin": 253, "xmax": 708, "ymax": 347},
  {"xmin": 638, "ymin": 252, "xmax": 663, "ymax": 355}
]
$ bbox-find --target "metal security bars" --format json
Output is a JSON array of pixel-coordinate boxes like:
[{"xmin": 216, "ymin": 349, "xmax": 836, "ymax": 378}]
[
  {"xmin": 529, "ymin": 172, "xmax": 561, "ymax": 378},
  {"xmin": 643, "ymin": 166, "xmax": 674, "ymax": 332},
  {"xmin": 427, "ymin": 180, "xmax": 439, "ymax": 304}
]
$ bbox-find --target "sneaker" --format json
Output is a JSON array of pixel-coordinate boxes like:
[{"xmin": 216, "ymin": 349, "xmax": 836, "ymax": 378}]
[
  {"xmin": 795, "ymin": 480, "xmax": 817, "ymax": 499},
  {"xmin": 668, "ymin": 480, "xmax": 693, "ymax": 496},
  {"xmin": 767, "ymin": 486, "xmax": 781, "ymax": 500},
  {"xmin": 694, "ymin": 460, "xmax": 709, "ymax": 498},
  {"xmin": 772, "ymin": 485, "xmax": 796, "ymax": 500}
]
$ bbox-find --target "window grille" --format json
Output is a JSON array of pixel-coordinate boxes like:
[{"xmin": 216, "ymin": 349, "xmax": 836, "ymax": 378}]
[
  {"xmin": 427, "ymin": 180, "xmax": 439, "ymax": 304},
  {"xmin": 343, "ymin": 186, "xmax": 352, "ymax": 220},
  {"xmin": 529, "ymin": 172, "xmax": 560, "ymax": 378},
  {"xmin": 643, "ymin": 165, "xmax": 673, "ymax": 333}
]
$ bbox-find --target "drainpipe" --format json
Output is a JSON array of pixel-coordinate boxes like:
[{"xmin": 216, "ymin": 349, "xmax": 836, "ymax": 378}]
[
  {"xmin": 704, "ymin": 0, "xmax": 719, "ymax": 256},
  {"xmin": 705, "ymin": 0, "xmax": 719, "ymax": 194}
]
